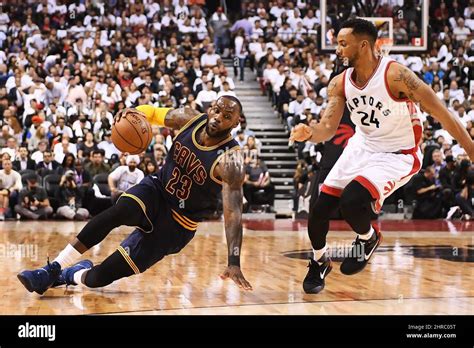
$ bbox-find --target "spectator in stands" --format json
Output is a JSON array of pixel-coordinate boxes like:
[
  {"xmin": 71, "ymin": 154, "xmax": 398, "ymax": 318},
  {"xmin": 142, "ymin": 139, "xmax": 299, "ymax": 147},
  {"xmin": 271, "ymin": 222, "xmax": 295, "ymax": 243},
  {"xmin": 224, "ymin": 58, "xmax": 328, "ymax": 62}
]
[
  {"xmin": 143, "ymin": 161, "xmax": 158, "ymax": 176},
  {"xmin": 1, "ymin": 136, "xmax": 17, "ymax": 160},
  {"xmin": 97, "ymin": 131, "xmax": 120, "ymax": 160},
  {"xmin": 0, "ymin": 158, "xmax": 22, "ymax": 220},
  {"xmin": 234, "ymin": 29, "xmax": 248, "ymax": 82},
  {"xmin": 77, "ymin": 132, "xmax": 98, "ymax": 160},
  {"xmin": 412, "ymin": 167, "xmax": 444, "ymax": 219},
  {"xmin": 243, "ymin": 157, "xmax": 275, "ymax": 212},
  {"xmin": 15, "ymin": 173, "xmax": 53, "ymax": 220},
  {"xmin": 152, "ymin": 144, "xmax": 166, "ymax": 170},
  {"xmin": 439, "ymin": 155, "xmax": 457, "ymax": 191},
  {"xmin": 287, "ymin": 91, "xmax": 306, "ymax": 129},
  {"xmin": 200, "ymin": 44, "xmax": 221, "ymax": 69},
  {"xmin": 243, "ymin": 136, "xmax": 260, "ymax": 164},
  {"xmin": 73, "ymin": 159, "xmax": 91, "ymax": 189},
  {"xmin": 56, "ymin": 170, "xmax": 89, "ymax": 221},
  {"xmin": 108, "ymin": 155, "xmax": 144, "ymax": 203},
  {"xmin": 110, "ymin": 153, "xmax": 126, "ymax": 172},
  {"xmin": 235, "ymin": 129, "xmax": 248, "ymax": 148},
  {"xmin": 431, "ymin": 149, "xmax": 444, "ymax": 185},
  {"xmin": 28, "ymin": 125, "xmax": 48, "ymax": 152},
  {"xmin": 0, "ymin": 125, "xmax": 11, "ymax": 148},
  {"xmin": 84, "ymin": 150, "xmax": 110, "ymax": 178},
  {"xmin": 72, "ymin": 115, "xmax": 92, "ymax": 140},
  {"xmin": 293, "ymin": 160, "xmax": 312, "ymax": 213},
  {"xmin": 53, "ymin": 135, "xmax": 77, "ymax": 164},
  {"xmin": 36, "ymin": 150, "xmax": 60, "ymax": 177},
  {"xmin": 31, "ymin": 139, "xmax": 49, "ymax": 164},
  {"xmin": 58, "ymin": 153, "xmax": 76, "ymax": 176},
  {"xmin": 230, "ymin": 12, "xmax": 253, "ymax": 38},
  {"xmin": 12, "ymin": 146, "xmax": 36, "ymax": 171},
  {"xmin": 453, "ymin": 18, "xmax": 471, "ymax": 42},
  {"xmin": 217, "ymin": 81, "xmax": 237, "ymax": 98},
  {"xmin": 277, "ymin": 80, "xmax": 295, "ymax": 114},
  {"xmin": 196, "ymin": 81, "xmax": 217, "ymax": 113},
  {"xmin": 55, "ymin": 116, "xmax": 73, "ymax": 139},
  {"xmin": 455, "ymin": 172, "xmax": 473, "ymax": 220},
  {"xmin": 210, "ymin": 7, "xmax": 230, "ymax": 56}
]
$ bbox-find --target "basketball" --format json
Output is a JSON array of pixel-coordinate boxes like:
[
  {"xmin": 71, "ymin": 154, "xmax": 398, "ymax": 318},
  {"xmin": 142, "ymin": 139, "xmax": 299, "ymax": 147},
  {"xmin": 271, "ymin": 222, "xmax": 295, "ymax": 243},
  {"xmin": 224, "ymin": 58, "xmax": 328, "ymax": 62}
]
[{"xmin": 111, "ymin": 110, "xmax": 153, "ymax": 154}]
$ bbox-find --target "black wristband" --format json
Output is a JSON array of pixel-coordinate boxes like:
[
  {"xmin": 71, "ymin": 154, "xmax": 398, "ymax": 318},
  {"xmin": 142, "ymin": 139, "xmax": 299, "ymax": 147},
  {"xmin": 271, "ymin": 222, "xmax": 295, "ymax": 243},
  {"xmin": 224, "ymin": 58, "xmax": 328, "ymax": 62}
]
[{"xmin": 228, "ymin": 255, "xmax": 240, "ymax": 267}]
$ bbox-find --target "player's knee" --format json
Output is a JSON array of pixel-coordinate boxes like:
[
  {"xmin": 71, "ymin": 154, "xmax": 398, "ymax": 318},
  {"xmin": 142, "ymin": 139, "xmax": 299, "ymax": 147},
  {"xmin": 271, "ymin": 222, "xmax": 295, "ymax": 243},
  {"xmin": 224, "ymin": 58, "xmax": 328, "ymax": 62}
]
[
  {"xmin": 102, "ymin": 199, "xmax": 139, "ymax": 226},
  {"xmin": 340, "ymin": 181, "xmax": 373, "ymax": 216},
  {"xmin": 112, "ymin": 199, "xmax": 130, "ymax": 216},
  {"xmin": 113, "ymin": 197, "xmax": 146, "ymax": 224},
  {"xmin": 310, "ymin": 193, "xmax": 337, "ymax": 221}
]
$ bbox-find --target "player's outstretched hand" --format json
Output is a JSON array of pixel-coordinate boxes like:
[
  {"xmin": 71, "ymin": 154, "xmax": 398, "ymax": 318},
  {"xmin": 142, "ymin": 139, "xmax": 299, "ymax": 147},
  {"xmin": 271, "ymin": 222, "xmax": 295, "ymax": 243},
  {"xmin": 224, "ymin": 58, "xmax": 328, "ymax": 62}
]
[
  {"xmin": 113, "ymin": 108, "xmax": 130, "ymax": 124},
  {"xmin": 220, "ymin": 266, "xmax": 253, "ymax": 291},
  {"xmin": 114, "ymin": 108, "xmax": 144, "ymax": 124},
  {"xmin": 290, "ymin": 123, "xmax": 313, "ymax": 142}
]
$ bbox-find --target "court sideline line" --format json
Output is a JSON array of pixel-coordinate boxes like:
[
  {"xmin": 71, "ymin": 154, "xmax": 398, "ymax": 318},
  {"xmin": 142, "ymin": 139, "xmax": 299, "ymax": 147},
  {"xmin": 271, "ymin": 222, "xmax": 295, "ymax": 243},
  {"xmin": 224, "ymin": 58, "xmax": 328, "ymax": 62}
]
[{"xmin": 93, "ymin": 295, "xmax": 474, "ymax": 315}]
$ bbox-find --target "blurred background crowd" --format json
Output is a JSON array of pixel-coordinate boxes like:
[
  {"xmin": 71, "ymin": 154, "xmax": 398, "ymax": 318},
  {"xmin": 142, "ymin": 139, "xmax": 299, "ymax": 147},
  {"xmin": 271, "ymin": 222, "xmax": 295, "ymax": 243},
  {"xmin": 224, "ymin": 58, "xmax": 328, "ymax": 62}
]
[{"xmin": 0, "ymin": 0, "xmax": 472, "ymax": 220}]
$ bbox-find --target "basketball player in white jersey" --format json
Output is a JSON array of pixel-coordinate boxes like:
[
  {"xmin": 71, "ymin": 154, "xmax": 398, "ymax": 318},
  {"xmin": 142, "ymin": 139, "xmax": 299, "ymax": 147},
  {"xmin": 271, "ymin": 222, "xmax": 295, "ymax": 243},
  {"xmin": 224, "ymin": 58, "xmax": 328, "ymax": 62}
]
[{"xmin": 291, "ymin": 18, "xmax": 474, "ymax": 294}]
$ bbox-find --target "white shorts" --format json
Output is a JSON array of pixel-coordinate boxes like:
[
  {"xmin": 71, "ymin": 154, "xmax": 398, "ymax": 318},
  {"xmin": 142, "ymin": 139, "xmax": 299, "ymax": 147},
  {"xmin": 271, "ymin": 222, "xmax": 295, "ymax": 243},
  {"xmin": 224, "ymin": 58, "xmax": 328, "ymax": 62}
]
[{"xmin": 321, "ymin": 145, "xmax": 422, "ymax": 212}]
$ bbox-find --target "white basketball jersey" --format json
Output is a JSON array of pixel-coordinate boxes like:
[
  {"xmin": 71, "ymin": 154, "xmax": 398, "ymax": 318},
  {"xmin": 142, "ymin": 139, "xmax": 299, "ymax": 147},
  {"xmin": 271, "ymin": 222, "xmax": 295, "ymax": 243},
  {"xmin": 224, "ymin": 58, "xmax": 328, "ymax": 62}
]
[{"xmin": 343, "ymin": 56, "xmax": 422, "ymax": 153}]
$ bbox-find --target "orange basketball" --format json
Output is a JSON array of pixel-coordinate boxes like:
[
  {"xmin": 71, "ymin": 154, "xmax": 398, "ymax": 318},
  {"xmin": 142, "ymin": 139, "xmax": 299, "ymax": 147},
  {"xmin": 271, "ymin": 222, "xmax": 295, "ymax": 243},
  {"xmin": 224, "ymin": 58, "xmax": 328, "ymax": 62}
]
[{"xmin": 111, "ymin": 110, "xmax": 153, "ymax": 154}]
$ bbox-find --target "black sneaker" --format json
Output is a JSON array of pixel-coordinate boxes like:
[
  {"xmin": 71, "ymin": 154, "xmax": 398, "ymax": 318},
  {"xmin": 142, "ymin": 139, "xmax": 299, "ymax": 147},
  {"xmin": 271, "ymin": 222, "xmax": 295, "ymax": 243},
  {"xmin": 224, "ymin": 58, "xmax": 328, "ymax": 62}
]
[
  {"xmin": 340, "ymin": 224, "xmax": 383, "ymax": 275},
  {"xmin": 302, "ymin": 256, "xmax": 332, "ymax": 294}
]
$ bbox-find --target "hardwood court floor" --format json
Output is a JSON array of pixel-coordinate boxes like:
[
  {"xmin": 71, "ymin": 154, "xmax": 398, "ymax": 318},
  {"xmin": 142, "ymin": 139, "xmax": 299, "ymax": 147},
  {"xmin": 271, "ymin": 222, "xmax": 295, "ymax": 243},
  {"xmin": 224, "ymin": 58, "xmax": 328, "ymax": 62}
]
[{"xmin": 0, "ymin": 219, "xmax": 472, "ymax": 315}]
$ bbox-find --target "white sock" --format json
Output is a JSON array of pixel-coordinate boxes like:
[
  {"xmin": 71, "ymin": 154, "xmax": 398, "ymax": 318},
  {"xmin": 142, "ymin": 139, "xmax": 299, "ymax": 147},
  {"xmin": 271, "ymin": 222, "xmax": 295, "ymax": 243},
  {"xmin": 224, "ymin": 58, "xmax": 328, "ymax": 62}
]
[
  {"xmin": 53, "ymin": 244, "xmax": 82, "ymax": 269},
  {"xmin": 73, "ymin": 269, "xmax": 88, "ymax": 287},
  {"xmin": 313, "ymin": 246, "xmax": 327, "ymax": 264},
  {"xmin": 359, "ymin": 226, "xmax": 375, "ymax": 241}
]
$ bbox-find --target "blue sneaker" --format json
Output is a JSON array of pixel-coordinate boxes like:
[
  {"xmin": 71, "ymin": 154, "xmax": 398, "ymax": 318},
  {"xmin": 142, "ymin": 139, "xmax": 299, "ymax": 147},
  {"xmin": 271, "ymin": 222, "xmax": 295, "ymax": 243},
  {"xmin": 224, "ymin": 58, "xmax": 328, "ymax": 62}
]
[
  {"xmin": 52, "ymin": 260, "xmax": 93, "ymax": 287},
  {"xmin": 17, "ymin": 260, "xmax": 62, "ymax": 295}
]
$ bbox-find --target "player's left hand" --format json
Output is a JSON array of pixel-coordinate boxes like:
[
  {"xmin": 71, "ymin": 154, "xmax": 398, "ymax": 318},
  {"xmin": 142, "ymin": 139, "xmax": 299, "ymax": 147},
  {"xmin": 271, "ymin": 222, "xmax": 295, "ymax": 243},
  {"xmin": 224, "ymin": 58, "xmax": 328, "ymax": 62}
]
[{"xmin": 220, "ymin": 265, "xmax": 253, "ymax": 291}]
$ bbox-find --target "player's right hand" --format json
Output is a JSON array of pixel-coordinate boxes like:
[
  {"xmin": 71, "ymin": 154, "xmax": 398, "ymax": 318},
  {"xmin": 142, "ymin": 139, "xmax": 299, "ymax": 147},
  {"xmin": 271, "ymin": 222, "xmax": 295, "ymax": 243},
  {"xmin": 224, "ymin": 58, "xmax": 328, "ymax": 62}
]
[
  {"xmin": 113, "ymin": 108, "xmax": 129, "ymax": 124},
  {"xmin": 114, "ymin": 108, "xmax": 147, "ymax": 125},
  {"xmin": 220, "ymin": 266, "xmax": 253, "ymax": 291},
  {"xmin": 290, "ymin": 123, "xmax": 313, "ymax": 142}
]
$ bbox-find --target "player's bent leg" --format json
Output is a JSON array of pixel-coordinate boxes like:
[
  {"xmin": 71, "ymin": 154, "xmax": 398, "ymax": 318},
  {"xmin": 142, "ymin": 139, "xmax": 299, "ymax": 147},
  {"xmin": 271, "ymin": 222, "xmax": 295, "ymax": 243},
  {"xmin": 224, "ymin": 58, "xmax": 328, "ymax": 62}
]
[
  {"xmin": 53, "ymin": 251, "xmax": 135, "ymax": 289},
  {"xmin": 308, "ymin": 192, "xmax": 340, "ymax": 251},
  {"xmin": 339, "ymin": 181, "xmax": 383, "ymax": 276},
  {"xmin": 83, "ymin": 251, "xmax": 135, "ymax": 288},
  {"xmin": 339, "ymin": 181, "xmax": 373, "ymax": 234},
  {"xmin": 76, "ymin": 197, "xmax": 146, "ymax": 249},
  {"xmin": 17, "ymin": 197, "xmax": 147, "ymax": 295},
  {"xmin": 52, "ymin": 260, "xmax": 94, "ymax": 287},
  {"xmin": 17, "ymin": 260, "xmax": 62, "ymax": 295},
  {"xmin": 304, "ymin": 192, "xmax": 340, "ymax": 294}
]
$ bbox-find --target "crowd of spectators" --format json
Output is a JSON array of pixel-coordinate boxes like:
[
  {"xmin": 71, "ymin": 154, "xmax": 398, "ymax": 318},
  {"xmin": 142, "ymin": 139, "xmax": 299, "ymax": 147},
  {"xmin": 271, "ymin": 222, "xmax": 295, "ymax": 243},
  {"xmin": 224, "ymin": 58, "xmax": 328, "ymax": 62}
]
[
  {"xmin": 0, "ymin": 0, "xmax": 274, "ymax": 220},
  {"xmin": 0, "ymin": 0, "xmax": 473, "ymax": 219}
]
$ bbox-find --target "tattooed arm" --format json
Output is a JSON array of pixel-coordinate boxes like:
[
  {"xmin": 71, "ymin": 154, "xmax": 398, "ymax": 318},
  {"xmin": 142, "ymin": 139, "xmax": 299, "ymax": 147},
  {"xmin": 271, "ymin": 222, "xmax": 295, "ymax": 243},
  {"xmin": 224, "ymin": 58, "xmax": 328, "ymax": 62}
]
[
  {"xmin": 213, "ymin": 150, "xmax": 253, "ymax": 290},
  {"xmin": 290, "ymin": 73, "xmax": 346, "ymax": 143},
  {"xmin": 116, "ymin": 106, "xmax": 201, "ymax": 131},
  {"xmin": 163, "ymin": 107, "xmax": 201, "ymax": 130},
  {"xmin": 388, "ymin": 63, "xmax": 474, "ymax": 160}
]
